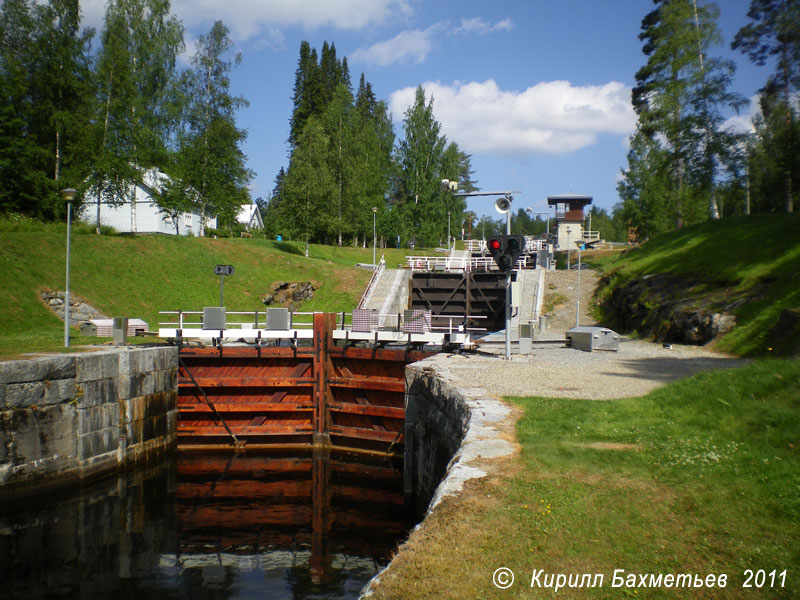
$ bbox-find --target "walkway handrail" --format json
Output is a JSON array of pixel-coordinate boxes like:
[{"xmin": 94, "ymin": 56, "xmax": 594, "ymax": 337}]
[
  {"xmin": 465, "ymin": 239, "xmax": 486, "ymax": 254},
  {"xmin": 532, "ymin": 269, "xmax": 545, "ymax": 321},
  {"xmin": 524, "ymin": 238, "xmax": 548, "ymax": 253},
  {"xmin": 357, "ymin": 254, "xmax": 386, "ymax": 309},
  {"xmin": 338, "ymin": 311, "xmax": 487, "ymax": 334},
  {"xmin": 405, "ymin": 255, "xmax": 529, "ymax": 272},
  {"xmin": 159, "ymin": 310, "xmax": 316, "ymax": 330}
]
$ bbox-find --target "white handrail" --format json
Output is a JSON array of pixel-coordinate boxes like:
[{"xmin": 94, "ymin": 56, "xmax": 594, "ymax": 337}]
[
  {"xmin": 357, "ymin": 255, "xmax": 386, "ymax": 309},
  {"xmin": 405, "ymin": 255, "xmax": 529, "ymax": 272},
  {"xmin": 158, "ymin": 310, "xmax": 316, "ymax": 329}
]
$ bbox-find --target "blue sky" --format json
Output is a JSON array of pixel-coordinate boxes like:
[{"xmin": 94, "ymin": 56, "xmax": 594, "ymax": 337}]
[{"xmin": 80, "ymin": 0, "xmax": 767, "ymax": 219}]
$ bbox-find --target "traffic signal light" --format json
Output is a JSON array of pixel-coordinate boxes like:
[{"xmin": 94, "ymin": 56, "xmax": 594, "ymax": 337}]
[{"xmin": 487, "ymin": 235, "xmax": 525, "ymax": 271}]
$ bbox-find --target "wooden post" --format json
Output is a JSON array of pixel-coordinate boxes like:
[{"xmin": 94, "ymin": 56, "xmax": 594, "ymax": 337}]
[
  {"xmin": 310, "ymin": 447, "xmax": 332, "ymax": 584},
  {"xmin": 312, "ymin": 313, "xmax": 334, "ymax": 447}
]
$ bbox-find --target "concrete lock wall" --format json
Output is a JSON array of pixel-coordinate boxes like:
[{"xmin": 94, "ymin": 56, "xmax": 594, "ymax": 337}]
[
  {"xmin": 404, "ymin": 365, "xmax": 471, "ymax": 516},
  {"xmin": 0, "ymin": 346, "xmax": 178, "ymax": 502},
  {"xmin": 403, "ymin": 358, "xmax": 516, "ymax": 519}
]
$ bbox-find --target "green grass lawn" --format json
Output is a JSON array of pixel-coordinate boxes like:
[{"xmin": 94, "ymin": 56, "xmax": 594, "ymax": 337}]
[
  {"xmin": 0, "ymin": 218, "xmax": 436, "ymax": 356},
  {"xmin": 587, "ymin": 213, "xmax": 800, "ymax": 357},
  {"xmin": 373, "ymin": 359, "xmax": 799, "ymax": 599}
]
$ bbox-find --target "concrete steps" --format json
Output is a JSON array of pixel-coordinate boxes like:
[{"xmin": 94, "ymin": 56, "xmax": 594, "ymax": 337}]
[{"xmin": 360, "ymin": 268, "xmax": 411, "ymax": 326}]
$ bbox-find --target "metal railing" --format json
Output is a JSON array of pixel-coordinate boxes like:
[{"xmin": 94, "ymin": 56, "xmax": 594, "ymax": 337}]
[
  {"xmin": 465, "ymin": 239, "xmax": 486, "ymax": 254},
  {"xmin": 337, "ymin": 311, "xmax": 487, "ymax": 334},
  {"xmin": 405, "ymin": 255, "xmax": 530, "ymax": 272},
  {"xmin": 159, "ymin": 310, "xmax": 315, "ymax": 330},
  {"xmin": 524, "ymin": 237, "xmax": 548, "ymax": 253},
  {"xmin": 357, "ymin": 255, "xmax": 386, "ymax": 309}
]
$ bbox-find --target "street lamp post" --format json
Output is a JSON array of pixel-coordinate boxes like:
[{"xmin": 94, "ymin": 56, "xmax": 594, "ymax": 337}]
[
  {"xmin": 565, "ymin": 227, "xmax": 572, "ymax": 270},
  {"xmin": 576, "ymin": 242, "xmax": 583, "ymax": 327},
  {"xmin": 372, "ymin": 207, "xmax": 377, "ymax": 268},
  {"xmin": 447, "ymin": 210, "xmax": 451, "ymax": 252},
  {"xmin": 61, "ymin": 188, "xmax": 78, "ymax": 347}
]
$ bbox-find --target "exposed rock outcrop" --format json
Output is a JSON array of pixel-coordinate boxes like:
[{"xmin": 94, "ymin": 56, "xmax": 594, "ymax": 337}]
[
  {"xmin": 41, "ymin": 290, "xmax": 106, "ymax": 327},
  {"xmin": 260, "ymin": 281, "xmax": 318, "ymax": 311},
  {"xmin": 598, "ymin": 273, "xmax": 737, "ymax": 346}
]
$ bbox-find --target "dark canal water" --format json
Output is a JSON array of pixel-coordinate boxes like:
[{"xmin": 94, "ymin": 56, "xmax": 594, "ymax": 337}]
[{"xmin": 0, "ymin": 451, "xmax": 410, "ymax": 599}]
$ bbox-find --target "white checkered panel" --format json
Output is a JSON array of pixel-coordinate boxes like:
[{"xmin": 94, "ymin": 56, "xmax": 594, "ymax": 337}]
[{"xmin": 403, "ymin": 309, "xmax": 431, "ymax": 333}]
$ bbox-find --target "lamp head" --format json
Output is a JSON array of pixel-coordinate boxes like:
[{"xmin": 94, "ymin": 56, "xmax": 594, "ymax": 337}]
[{"xmin": 60, "ymin": 188, "xmax": 78, "ymax": 202}]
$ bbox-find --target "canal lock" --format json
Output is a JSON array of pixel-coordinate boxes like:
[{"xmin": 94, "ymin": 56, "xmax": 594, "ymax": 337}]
[{"xmin": 0, "ymin": 313, "xmax": 480, "ymax": 599}]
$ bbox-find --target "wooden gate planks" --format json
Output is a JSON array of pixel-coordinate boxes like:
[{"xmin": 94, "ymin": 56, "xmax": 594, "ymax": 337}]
[{"xmin": 177, "ymin": 313, "xmax": 434, "ymax": 454}]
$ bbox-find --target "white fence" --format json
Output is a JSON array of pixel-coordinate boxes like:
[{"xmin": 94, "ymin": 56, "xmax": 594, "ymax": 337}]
[
  {"xmin": 157, "ymin": 308, "xmax": 484, "ymax": 346},
  {"xmin": 405, "ymin": 255, "xmax": 531, "ymax": 272}
]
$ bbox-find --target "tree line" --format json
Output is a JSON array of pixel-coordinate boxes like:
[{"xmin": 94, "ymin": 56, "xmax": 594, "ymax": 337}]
[
  {"xmin": 263, "ymin": 41, "xmax": 477, "ymax": 254},
  {"xmin": 616, "ymin": 0, "xmax": 799, "ymax": 240},
  {"xmin": 5, "ymin": 0, "xmax": 794, "ymax": 246},
  {"xmin": 0, "ymin": 0, "xmax": 250, "ymax": 231},
  {"xmin": 0, "ymin": 1, "xmax": 477, "ymax": 248}
]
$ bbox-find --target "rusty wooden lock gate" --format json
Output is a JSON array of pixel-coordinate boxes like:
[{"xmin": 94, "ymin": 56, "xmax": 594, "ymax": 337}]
[{"xmin": 177, "ymin": 313, "xmax": 434, "ymax": 455}]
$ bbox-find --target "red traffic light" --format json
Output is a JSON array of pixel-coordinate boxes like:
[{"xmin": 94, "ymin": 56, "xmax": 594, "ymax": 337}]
[{"xmin": 488, "ymin": 238, "xmax": 502, "ymax": 251}]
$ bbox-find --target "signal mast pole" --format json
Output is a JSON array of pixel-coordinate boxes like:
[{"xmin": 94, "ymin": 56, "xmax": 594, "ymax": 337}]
[{"xmin": 456, "ymin": 190, "xmax": 520, "ymax": 360}]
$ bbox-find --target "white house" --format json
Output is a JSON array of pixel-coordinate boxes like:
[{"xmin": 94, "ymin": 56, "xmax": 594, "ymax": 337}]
[
  {"xmin": 237, "ymin": 201, "xmax": 264, "ymax": 230},
  {"xmin": 79, "ymin": 168, "xmax": 216, "ymax": 236}
]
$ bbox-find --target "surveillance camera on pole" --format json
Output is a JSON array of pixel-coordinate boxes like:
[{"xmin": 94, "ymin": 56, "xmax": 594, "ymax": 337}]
[{"xmin": 441, "ymin": 178, "xmax": 458, "ymax": 192}]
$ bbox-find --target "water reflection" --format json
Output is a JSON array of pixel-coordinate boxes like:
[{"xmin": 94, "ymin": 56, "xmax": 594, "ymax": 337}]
[{"xmin": 0, "ymin": 451, "xmax": 409, "ymax": 599}]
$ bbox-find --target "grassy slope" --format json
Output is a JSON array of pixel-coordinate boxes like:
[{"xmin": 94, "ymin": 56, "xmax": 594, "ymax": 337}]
[
  {"xmin": 373, "ymin": 359, "xmax": 800, "ymax": 600},
  {"xmin": 588, "ymin": 213, "xmax": 800, "ymax": 356},
  {"xmin": 370, "ymin": 215, "xmax": 800, "ymax": 599},
  {"xmin": 0, "ymin": 221, "xmax": 421, "ymax": 356}
]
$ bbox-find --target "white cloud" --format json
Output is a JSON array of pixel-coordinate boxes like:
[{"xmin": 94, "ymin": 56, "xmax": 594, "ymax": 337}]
[
  {"xmin": 723, "ymin": 95, "xmax": 759, "ymax": 134},
  {"xmin": 79, "ymin": 0, "xmax": 411, "ymax": 42},
  {"xmin": 352, "ymin": 17, "xmax": 513, "ymax": 66},
  {"xmin": 454, "ymin": 17, "xmax": 514, "ymax": 35},
  {"xmin": 389, "ymin": 79, "xmax": 636, "ymax": 156},
  {"xmin": 350, "ymin": 24, "xmax": 443, "ymax": 66}
]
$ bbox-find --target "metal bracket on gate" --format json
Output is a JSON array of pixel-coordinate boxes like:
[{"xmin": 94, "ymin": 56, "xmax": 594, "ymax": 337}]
[{"xmin": 179, "ymin": 357, "xmax": 244, "ymax": 448}]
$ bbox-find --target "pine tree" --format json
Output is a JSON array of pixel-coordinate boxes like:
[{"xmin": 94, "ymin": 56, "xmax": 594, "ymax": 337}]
[
  {"xmin": 630, "ymin": 0, "xmax": 742, "ymax": 229},
  {"xmin": 394, "ymin": 86, "xmax": 447, "ymax": 247},
  {"xmin": 733, "ymin": 0, "xmax": 800, "ymax": 212},
  {"xmin": 0, "ymin": 0, "xmax": 45, "ymax": 215},
  {"xmin": 289, "ymin": 41, "xmax": 322, "ymax": 148},
  {"xmin": 618, "ymin": 127, "xmax": 674, "ymax": 237},
  {"xmin": 28, "ymin": 0, "xmax": 94, "ymax": 216},
  {"xmin": 0, "ymin": 0, "xmax": 92, "ymax": 218}
]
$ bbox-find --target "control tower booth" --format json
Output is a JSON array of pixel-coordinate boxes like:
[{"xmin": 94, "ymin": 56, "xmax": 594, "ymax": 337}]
[{"xmin": 547, "ymin": 194, "xmax": 592, "ymax": 251}]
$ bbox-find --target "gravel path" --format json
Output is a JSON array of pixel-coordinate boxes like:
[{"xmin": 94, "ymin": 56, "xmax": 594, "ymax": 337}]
[
  {"xmin": 429, "ymin": 338, "xmax": 748, "ymax": 400},
  {"xmin": 421, "ymin": 267, "xmax": 747, "ymax": 400}
]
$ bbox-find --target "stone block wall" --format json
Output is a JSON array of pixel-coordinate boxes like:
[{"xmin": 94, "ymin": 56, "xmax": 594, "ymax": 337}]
[
  {"xmin": 403, "ymin": 358, "xmax": 515, "ymax": 519},
  {"xmin": 0, "ymin": 346, "xmax": 178, "ymax": 502},
  {"xmin": 404, "ymin": 365, "xmax": 470, "ymax": 517}
]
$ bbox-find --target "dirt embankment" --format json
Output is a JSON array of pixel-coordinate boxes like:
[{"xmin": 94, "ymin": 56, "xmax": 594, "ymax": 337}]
[{"xmin": 540, "ymin": 269, "xmax": 600, "ymax": 331}]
